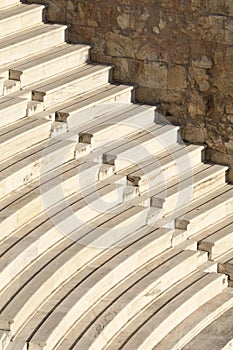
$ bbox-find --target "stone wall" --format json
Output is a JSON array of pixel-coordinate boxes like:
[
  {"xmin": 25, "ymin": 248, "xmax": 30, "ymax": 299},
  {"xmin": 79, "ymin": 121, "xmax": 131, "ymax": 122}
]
[{"xmin": 27, "ymin": 0, "xmax": 233, "ymax": 179}]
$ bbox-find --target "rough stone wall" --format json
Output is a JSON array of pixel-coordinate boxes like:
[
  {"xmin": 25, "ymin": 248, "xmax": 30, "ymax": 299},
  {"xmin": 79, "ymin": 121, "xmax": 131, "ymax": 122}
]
[{"xmin": 27, "ymin": 0, "xmax": 233, "ymax": 179}]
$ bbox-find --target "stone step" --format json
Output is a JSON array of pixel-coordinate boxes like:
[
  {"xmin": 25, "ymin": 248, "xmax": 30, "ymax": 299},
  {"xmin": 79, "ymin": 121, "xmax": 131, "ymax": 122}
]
[
  {"xmin": 27, "ymin": 249, "xmax": 198, "ymax": 350},
  {"xmin": 218, "ymin": 251, "xmax": 233, "ymax": 284},
  {"xmin": 0, "ymin": 160, "xmax": 117, "ymax": 239},
  {"xmin": 151, "ymin": 163, "xmax": 228, "ymax": 217},
  {"xmin": 125, "ymin": 144, "xmax": 205, "ymax": 193},
  {"xmin": 0, "ymin": 96, "xmax": 27, "ymax": 128},
  {"xmin": 175, "ymin": 184, "xmax": 233, "ymax": 237},
  {"xmin": 2, "ymin": 225, "xmax": 177, "ymax": 350},
  {"xmin": 0, "ymin": 23, "xmax": 66, "ymax": 67},
  {"xmin": 0, "ymin": 206, "xmax": 150, "ymax": 335},
  {"xmin": 197, "ymin": 212, "xmax": 233, "ymax": 260},
  {"xmin": 0, "ymin": 117, "xmax": 52, "ymax": 162},
  {"xmin": 56, "ymin": 83, "xmax": 134, "ymax": 128},
  {"xmin": 183, "ymin": 304, "xmax": 233, "ymax": 350},
  {"xmin": 0, "ymin": 0, "xmax": 20, "ymax": 9},
  {"xmin": 0, "ymin": 137, "xmax": 76, "ymax": 199},
  {"xmin": 77, "ymin": 104, "xmax": 155, "ymax": 148},
  {"xmin": 150, "ymin": 288, "xmax": 233, "ymax": 350},
  {"xmin": 0, "ymin": 181, "xmax": 129, "ymax": 291},
  {"xmin": 102, "ymin": 271, "xmax": 204, "ymax": 350},
  {"xmin": 10, "ymin": 43, "xmax": 90, "ymax": 87},
  {"xmin": 31, "ymin": 63, "xmax": 112, "ymax": 109},
  {"xmin": 103, "ymin": 124, "xmax": 179, "ymax": 172},
  {"xmin": 118, "ymin": 273, "xmax": 227, "ymax": 350},
  {"xmin": 0, "ymin": 3, "xmax": 44, "ymax": 38}
]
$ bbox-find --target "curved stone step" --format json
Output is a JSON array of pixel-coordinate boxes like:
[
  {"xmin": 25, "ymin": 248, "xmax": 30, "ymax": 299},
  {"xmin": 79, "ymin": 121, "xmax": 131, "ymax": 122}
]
[
  {"xmin": 32, "ymin": 63, "xmax": 112, "ymax": 109},
  {"xmin": 118, "ymin": 273, "xmax": 227, "ymax": 350},
  {"xmin": 0, "ymin": 206, "xmax": 150, "ymax": 335},
  {"xmin": 0, "ymin": 23, "xmax": 66, "ymax": 67},
  {"xmin": 218, "ymin": 251, "xmax": 233, "ymax": 285},
  {"xmin": 0, "ymin": 3, "xmax": 44, "ymax": 38},
  {"xmin": 103, "ymin": 124, "xmax": 179, "ymax": 171},
  {"xmin": 0, "ymin": 181, "xmax": 129, "ymax": 291},
  {"xmin": 52, "ymin": 250, "xmax": 198, "ymax": 350},
  {"xmin": 0, "ymin": 161, "xmax": 123, "ymax": 240},
  {"xmin": 0, "ymin": 117, "xmax": 52, "ymax": 162},
  {"xmin": 175, "ymin": 184, "xmax": 233, "ymax": 237},
  {"xmin": 10, "ymin": 43, "xmax": 90, "ymax": 87},
  {"xmin": 126, "ymin": 143, "xmax": 205, "ymax": 193},
  {"xmin": 183, "ymin": 304, "xmax": 233, "ymax": 350},
  {"xmin": 198, "ymin": 212, "xmax": 233, "ymax": 260},
  {"xmin": 103, "ymin": 273, "xmax": 228, "ymax": 350},
  {"xmin": 77, "ymin": 104, "xmax": 155, "ymax": 148},
  {"xmin": 151, "ymin": 163, "xmax": 228, "ymax": 217},
  {"xmin": 0, "ymin": 136, "xmax": 76, "ymax": 199},
  {"xmin": 154, "ymin": 287, "xmax": 233, "ymax": 350}
]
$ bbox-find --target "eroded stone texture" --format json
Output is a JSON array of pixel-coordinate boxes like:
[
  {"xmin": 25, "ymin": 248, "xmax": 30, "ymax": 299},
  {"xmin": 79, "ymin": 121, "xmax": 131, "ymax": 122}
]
[{"xmin": 27, "ymin": 0, "xmax": 233, "ymax": 179}]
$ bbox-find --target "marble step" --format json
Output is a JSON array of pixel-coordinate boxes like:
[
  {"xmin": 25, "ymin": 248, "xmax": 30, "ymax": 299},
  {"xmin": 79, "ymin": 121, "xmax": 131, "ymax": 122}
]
[
  {"xmin": 0, "ymin": 181, "xmax": 129, "ymax": 291},
  {"xmin": 183, "ymin": 304, "xmax": 233, "ymax": 350},
  {"xmin": 0, "ymin": 23, "xmax": 66, "ymax": 67},
  {"xmin": 119, "ymin": 273, "xmax": 227, "ymax": 350},
  {"xmin": 56, "ymin": 83, "xmax": 134, "ymax": 128},
  {"xmin": 175, "ymin": 184, "xmax": 233, "ymax": 237},
  {"xmin": 0, "ymin": 0, "xmax": 20, "ymax": 9},
  {"xmin": 0, "ymin": 117, "xmax": 52, "ymax": 162},
  {"xmin": 197, "ymin": 212, "xmax": 233, "ymax": 260},
  {"xmin": 0, "ymin": 206, "xmax": 150, "ymax": 335},
  {"xmin": 155, "ymin": 288, "xmax": 233, "ymax": 350},
  {"xmin": 0, "ymin": 96, "xmax": 27, "ymax": 128},
  {"xmin": 103, "ymin": 271, "xmax": 205, "ymax": 350},
  {"xmin": 27, "ymin": 249, "xmax": 198, "ymax": 350},
  {"xmin": 3, "ymin": 79, "xmax": 21, "ymax": 95},
  {"xmin": 0, "ymin": 137, "xmax": 76, "ymax": 199},
  {"xmin": 103, "ymin": 124, "xmax": 179, "ymax": 172},
  {"xmin": 0, "ymin": 161, "xmax": 118, "ymax": 240},
  {"xmin": 0, "ymin": 3, "xmax": 44, "ymax": 38},
  {"xmin": 125, "ymin": 143, "xmax": 205, "ymax": 193},
  {"xmin": 151, "ymin": 163, "xmax": 228, "ymax": 217},
  {"xmin": 2, "ymin": 225, "xmax": 175, "ymax": 350},
  {"xmin": 10, "ymin": 43, "xmax": 90, "ymax": 87},
  {"xmin": 31, "ymin": 63, "xmax": 112, "ymax": 109},
  {"xmin": 218, "ymin": 251, "xmax": 233, "ymax": 284},
  {"xmin": 77, "ymin": 104, "xmax": 155, "ymax": 148}
]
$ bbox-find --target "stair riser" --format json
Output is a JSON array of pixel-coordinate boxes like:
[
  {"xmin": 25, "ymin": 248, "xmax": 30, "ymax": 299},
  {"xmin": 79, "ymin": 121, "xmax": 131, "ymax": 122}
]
[
  {"xmin": 33, "ymin": 69, "xmax": 111, "ymax": 109},
  {"xmin": 10, "ymin": 47, "xmax": 90, "ymax": 87},
  {"xmin": 0, "ymin": 27, "xmax": 66, "ymax": 66},
  {"xmin": 0, "ymin": 99, "xmax": 27, "ymax": 128},
  {"xmin": 0, "ymin": 6, "xmax": 44, "ymax": 38},
  {"xmin": 0, "ymin": 123, "xmax": 51, "ymax": 163}
]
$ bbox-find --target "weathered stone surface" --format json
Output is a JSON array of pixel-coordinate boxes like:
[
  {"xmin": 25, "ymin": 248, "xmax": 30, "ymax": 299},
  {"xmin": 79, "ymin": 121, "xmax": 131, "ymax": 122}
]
[{"xmin": 27, "ymin": 0, "xmax": 233, "ymax": 179}]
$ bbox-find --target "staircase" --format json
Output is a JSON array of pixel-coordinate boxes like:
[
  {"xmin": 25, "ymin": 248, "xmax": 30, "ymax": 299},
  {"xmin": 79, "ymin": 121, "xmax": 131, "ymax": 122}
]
[{"xmin": 0, "ymin": 1, "xmax": 233, "ymax": 349}]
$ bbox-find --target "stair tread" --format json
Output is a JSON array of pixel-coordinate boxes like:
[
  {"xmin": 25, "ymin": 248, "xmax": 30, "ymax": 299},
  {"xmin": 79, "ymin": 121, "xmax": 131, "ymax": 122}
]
[{"xmin": 0, "ymin": 3, "xmax": 43, "ymax": 20}]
